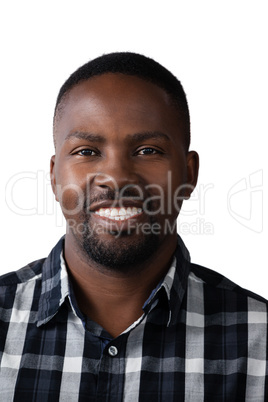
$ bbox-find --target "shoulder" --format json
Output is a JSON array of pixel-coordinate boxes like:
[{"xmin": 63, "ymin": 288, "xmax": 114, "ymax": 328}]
[
  {"xmin": 189, "ymin": 262, "xmax": 268, "ymax": 309},
  {"xmin": 0, "ymin": 237, "xmax": 64, "ymax": 289},
  {"xmin": 0, "ymin": 258, "xmax": 45, "ymax": 287},
  {"xmin": 0, "ymin": 258, "xmax": 47, "ymax": 328},
  {"xmin": 0, "ymin": 259, "xmax": 45, "ymax": 309}
]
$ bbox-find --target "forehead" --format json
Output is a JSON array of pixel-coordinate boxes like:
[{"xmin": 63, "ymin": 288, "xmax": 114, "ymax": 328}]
[
  {"xmin": 58, "ymin": 73, "xmax": 174, "ymax": 114},
  {"xmin": 54, "ymin": 73, "xmax": 182, "ymax": 146}
]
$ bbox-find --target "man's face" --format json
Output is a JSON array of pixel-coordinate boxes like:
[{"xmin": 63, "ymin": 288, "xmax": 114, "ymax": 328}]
[{"xmin": 51, "ymin": 73, "xmax": 198, "ymax": 271}]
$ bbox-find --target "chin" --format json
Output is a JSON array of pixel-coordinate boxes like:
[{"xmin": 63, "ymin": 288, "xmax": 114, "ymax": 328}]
[{"xmin": 82, "ymin": 226, "xmax": 160, "ymax": 272}]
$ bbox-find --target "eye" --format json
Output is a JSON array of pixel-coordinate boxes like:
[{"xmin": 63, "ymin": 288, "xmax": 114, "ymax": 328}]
[
  {"xmin": 77, "ymin": 148, "xmax": 98, "ymax": 156},
  {"xmin": 137, "ymin": 147, "xmax": 161, "ymax": 155}
]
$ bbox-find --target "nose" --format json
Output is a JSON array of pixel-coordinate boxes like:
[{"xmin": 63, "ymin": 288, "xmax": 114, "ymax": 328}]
[{"xmin": 93, "ymin": 152, "xmax": 138, "ymax": 192}]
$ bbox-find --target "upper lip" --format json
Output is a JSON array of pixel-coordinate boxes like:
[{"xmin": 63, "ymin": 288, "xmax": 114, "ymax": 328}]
[{"xmin": 89, "ymin": 199, "xmax": 144, "ymax": 212}]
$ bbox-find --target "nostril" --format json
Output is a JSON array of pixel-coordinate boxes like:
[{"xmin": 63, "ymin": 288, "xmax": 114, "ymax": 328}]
[
  {"xmin": 92, "ymin": 169, "xmax": 138, "ymax": 191},
  {"xmin": 94, "ymin": 173, "xmax": 121, "ymax": 191}
]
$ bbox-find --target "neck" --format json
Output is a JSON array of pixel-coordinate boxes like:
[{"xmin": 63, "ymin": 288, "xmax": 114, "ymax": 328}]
[{"xmin": 64, "ymin": 234, "xmax": 177, "ymax": 337}]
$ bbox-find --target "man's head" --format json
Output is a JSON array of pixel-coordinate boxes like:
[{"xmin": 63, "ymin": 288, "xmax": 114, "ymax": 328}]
[
  {"xmin": 51, "ymin": 52, "xmax": 199, "ymax": 273},
  {"xmin": 53, "ymin": 52, "xmax": 191, "ymax": 151}
]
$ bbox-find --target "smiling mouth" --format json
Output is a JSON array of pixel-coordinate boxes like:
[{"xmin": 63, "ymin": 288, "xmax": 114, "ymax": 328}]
[{"xmin": 94, "ymin": 207, "xmax": 143, "ymax": 221}]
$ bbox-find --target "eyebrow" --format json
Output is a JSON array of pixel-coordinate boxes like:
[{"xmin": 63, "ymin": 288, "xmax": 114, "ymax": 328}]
[
  {"xmin": 126, "ymin": 131, "xmax": 170, "ymax": 143},
  {"xmin": 65, "ymin": 130, "xmax": 170, "ymax": 143},
  {"xmin": 65, "ymin": 131, "xmax": 105, "ymax": 143}
]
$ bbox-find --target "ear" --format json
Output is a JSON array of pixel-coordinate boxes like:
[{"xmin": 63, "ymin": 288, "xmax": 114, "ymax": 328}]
[
  {"xmin": 184, "ymin": 151, "xmax": 199, "ymax": 199},
  {"xmin": 50, "ymin": 155, "xmax": 59, "ymax": 201}
]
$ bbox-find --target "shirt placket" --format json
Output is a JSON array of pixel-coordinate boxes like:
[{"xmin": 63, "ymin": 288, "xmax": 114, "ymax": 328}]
[{"xmin": 96, "ymin": 336, "xmax": 126, "ymax": 402}]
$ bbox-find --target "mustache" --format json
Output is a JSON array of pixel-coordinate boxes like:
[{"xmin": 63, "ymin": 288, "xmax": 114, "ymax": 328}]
[
  {"xmin": 88, "ymin": 188, "xmax": 144, "ymax": 205},
  {"xmin": 82, "ymin": 187, "xmax": 158, "ymax": 214}
]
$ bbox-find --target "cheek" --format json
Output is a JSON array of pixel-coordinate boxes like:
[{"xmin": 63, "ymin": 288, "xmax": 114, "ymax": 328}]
[
  {"xmin": 58, "ymin": 186, "xmax": 85, "ymax": 218},
  {"xmin": 142, "ymin": 174, "xmax": 185, "ymax": 218},
  {"xmin": 157, "ymin": 167, "xmax": 187, "ymax": 217},
  {"xmin": 54, "ymin": 168, "xmax": 87, "ymax": 218}
]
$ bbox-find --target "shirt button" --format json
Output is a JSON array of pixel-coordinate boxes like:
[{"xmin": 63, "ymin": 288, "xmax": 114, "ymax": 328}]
[{"xmin": 108, "ymin": 346, "xmax": 118, "ymax": 356}]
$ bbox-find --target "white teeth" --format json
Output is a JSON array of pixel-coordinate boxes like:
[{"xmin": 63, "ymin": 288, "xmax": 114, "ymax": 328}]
[{"xmin": 95, "ymin": 207, "xmax": 142, "ymax": 220}]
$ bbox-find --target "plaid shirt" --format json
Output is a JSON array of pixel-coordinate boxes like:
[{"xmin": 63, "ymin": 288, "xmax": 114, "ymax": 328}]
[{"xmin": 0, "ymin": 236, "xmax": 267, "ymax": 401}]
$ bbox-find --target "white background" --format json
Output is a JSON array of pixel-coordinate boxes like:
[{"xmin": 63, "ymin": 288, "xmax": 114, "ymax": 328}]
[{"xmin": 1, "ymin": 1, "xmax": 267, "ymax": 298}]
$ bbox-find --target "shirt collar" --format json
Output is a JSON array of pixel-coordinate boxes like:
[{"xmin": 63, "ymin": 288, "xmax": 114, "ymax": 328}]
[
  {"xmin": 143, "ymin": 235, "xmax": 191, "ymax": 326},
  {"xmin": 37, "ymin": 236, "xmax": 69, "ymax": 326},
  {"xmin": 36, "ymin": 235, "xmax": 191, "ymax": 328}
]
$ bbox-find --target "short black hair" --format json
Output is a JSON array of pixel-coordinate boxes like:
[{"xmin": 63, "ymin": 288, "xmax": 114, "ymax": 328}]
[{"xmin": 54, "ymin": 52, "xmax": 190, "ymax": 149}]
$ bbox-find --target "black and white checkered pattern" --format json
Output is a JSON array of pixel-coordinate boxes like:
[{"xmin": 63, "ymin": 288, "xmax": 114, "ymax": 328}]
[{"xmin": 0, "ymin": 236, "xmax": 267, "ymax": 401}]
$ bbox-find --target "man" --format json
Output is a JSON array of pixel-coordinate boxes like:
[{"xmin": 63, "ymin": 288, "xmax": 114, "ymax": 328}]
[{"xmin": 0, "ymin": 52, "xmax": 267, "ymax": 401}]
